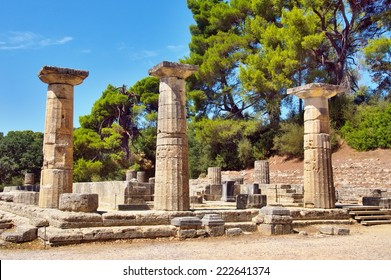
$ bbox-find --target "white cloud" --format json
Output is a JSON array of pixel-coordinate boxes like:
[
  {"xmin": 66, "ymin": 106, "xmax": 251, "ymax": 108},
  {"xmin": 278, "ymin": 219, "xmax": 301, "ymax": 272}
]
[
  {"xmin": 0, "ymin": 31, "xmax": 73, "ymax": 50},
  {"xmin": 167, "ymin": 44, "xmax": 185, "ymax": 52}
]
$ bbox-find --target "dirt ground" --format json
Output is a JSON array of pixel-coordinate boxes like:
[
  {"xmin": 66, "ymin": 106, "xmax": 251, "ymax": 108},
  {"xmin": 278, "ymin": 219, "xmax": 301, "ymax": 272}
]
[{"xmin": 1, "ymin": 223, "xmax": 391, "ymax": 260}]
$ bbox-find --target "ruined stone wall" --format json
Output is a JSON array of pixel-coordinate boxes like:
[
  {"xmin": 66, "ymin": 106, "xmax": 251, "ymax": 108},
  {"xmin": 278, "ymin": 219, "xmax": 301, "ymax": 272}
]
[{"xmin": 73, "ymin": 181, "xmax": 127, "ymax": 210}]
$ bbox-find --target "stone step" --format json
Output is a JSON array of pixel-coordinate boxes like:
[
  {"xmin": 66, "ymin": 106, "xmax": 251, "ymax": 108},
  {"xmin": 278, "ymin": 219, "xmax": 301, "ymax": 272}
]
[
  {"xmin": 224, "ymin": 222, "xmax": 257, "ymax": 232},
  {"xmin": 344, "ymin": 206, "xmax": 382, "ymax": 211},
  {"xmin": 361, "ymin": 220, "xmax": 391, "ymax": 226},
  {"xmin": 349, "ymin": 210, "xmax": 389, "ymax": 215},
  {"xmin": 292, "ymin": 219, "xmax": 354, "ymax": 227},
  {"xmin": 355, "ymin": 215, "xmax": 391, "ymax": 221}
]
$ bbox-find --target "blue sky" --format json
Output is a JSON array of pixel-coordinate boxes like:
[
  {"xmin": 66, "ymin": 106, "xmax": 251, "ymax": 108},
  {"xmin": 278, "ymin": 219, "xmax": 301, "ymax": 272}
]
[{"xmin": 0, "ymin": 0, "xmax": 194, "ymax": 134}]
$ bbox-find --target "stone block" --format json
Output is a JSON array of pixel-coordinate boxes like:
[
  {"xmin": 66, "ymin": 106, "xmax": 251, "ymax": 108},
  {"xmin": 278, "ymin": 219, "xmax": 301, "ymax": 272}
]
[
  {"xmin": 13, "ymin": 191, "xmax": 39, "ymax": 205},
  {"xmin": 319, "ymin": 226, "xmax": 349, "ymax": 235},
  {"xmin": 59, "ymin": 193, "xmax": 99, "ymax": 213},
  {"xmin": 247, "ymin": 194, "xmax": 267, "ymax": 208},
  {"xmin": 177, "ymin": 229, "xmax": 197, "ymax": 239},
  {"xmin": 1, "ymin": 225, "xmax": 37, "ymax": 243},
  {"xmin": 263, "ymin": 214, "xmax": 292, "ymax": 224},
  {"xmin": 117, "ymin": 204, "xmax": 150, "ymax": 211},
  {"xmin": 171, "ymin": 216, "xmax": 202, "ymax": 228},
  {"xmin": 259, "ymin": 204, "xmax": 290, "ymax": 216},
  {"xmin": 226, "ymin": 228, "xmax": 243, "ymax": 236},
  {"xmin": 362, "ymin": 197, "xmax": 381, "ymax": 206},
  {"xmin": 201, "ymin": 214, "xmax": 225, "ymax": 226},
  {"xmin": 236, "ymin": 194, "xmax": 248, "ymax": 209},
  {"xmin": 257, "ymin": 224, "xmax": 274, "ymax": 235},
  {"xmin": 205, "ymin": 225, "xmax": 225, "ymax": 237}
]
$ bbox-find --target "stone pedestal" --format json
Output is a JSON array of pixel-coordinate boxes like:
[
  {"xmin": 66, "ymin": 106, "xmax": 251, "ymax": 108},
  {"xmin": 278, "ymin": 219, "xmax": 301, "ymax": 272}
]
[
  {"xmin": 38, "ymin": 66, "xmax": 89, "ymax": 208},
  {"xmin": 288, "ymin": 83, "xmax": 344, "ymax": 209},
  {"xmin": 136, "ymin": 171, "xmax": 146, "ymax": 183},
  {"xmin": 201, "ymin": 214, "xmax": 225, "ymax": 237},
  {"xmin": 253, "ymin": 204, "xmax": 292, "ymax": 235},
  {"xmin": 149, "ymin": 61, "xmax": 198, "ymax": 211},
  {"xmin": 208, "ymin": 167, "xmax": 222, "ymax": 185},
  {"xmin": 254, "ymin": 160, "xmax": 270, "ymax": 184}
]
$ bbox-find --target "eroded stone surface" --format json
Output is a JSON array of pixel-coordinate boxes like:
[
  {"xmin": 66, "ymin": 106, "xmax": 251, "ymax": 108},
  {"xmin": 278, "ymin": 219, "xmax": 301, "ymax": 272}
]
[
  {"xmin": 149, "ymin": 62, "xmax": 197, "ymax": 211},
  {"xmin": 288, "ymin": 83, "xmax": 345, "ymax": 209},
  {"xmin": 38, "ymin": 66, "xmax": 88, "ymax": 209},
  {"xmin": 59, "ymin": 193, "xmax": 98, "ymax": 213}
]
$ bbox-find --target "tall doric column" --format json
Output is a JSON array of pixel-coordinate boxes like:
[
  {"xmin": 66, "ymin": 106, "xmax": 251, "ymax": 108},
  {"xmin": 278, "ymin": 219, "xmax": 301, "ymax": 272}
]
[
  {"xmin": 149, "ymin": 61, "xmax": 197, "ymax": 211},
  {"xmin": 38, "ymin": 66, "xmax": 89, "ymax": 208},
  {"xmin": 287, "ymin": 83, "xmax": 344, "ymax": 209}
]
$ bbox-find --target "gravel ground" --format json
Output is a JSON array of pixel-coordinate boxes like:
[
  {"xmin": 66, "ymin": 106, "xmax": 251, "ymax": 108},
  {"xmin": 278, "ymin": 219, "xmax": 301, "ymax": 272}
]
[{"xmin": 1, "ymin": 223, "xmax": 391, "ymax": 260}]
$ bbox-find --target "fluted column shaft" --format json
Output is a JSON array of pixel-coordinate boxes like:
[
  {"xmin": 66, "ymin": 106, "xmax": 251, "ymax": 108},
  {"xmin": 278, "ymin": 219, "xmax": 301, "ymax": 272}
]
[
  {"xmin": 288, "ymin": 83, "xmax": 344, "ymax": 209},
  {"xmin": 38, "ymin": 66, "xmax": 88, "ymax": 208},
  {"xmin": 149, "ymin": 62, "xmax": 198, "ymax": 211}
]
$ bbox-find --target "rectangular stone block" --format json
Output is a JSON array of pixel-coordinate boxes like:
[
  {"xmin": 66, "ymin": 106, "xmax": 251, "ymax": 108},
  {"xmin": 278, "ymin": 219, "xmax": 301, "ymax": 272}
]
[
  {"xmin": 236, "ymin": 194, "xmax": 248, "ymax": 209},
  {"xmin": 247, "ymin": 194, "xmax": 267, "ymax": 208},
  {"xmin": 362, "ymin": 197, "xmax": 381, "ymax": 206},
  {"xmin": 221, "ymin": 181, "xmax": 235, "ymax": 202},
  {"xmin": 13, "ymin": 191, "xmax": 39, "ymax": 205}
]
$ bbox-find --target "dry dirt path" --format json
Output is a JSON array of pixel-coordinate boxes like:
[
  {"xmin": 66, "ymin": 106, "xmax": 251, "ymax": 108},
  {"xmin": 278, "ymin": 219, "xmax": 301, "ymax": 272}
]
[{"xmin": 1, "ymin": 224, "xmax": 391, "ymax": 260}]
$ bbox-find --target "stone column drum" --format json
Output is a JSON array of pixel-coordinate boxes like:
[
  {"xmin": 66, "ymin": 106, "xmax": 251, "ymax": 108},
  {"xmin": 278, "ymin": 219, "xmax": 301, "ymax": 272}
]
[
  {"xmin": 149, "ymin": 61, "xmax": 198, "ymax": 211},
  {"xmin": 208, "ymin": 167, "xmax": 222, "ymax": 185},
  {"xmin": 38, "ymin": 66, "xmax": 89, "ymax": 208},
  {"xmin": 254, "ymin": 160, "xmax": 270, "ymax": 184},
  {"xmin": 288, "ymin": 83, "xmax": 344, "ymax": 208}
]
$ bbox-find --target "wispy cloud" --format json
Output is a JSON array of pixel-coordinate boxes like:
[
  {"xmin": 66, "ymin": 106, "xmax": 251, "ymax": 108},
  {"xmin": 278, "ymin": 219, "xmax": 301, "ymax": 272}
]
[
  {"xmin": 0, "ymin": 31, "xmax": 73, "ymax": 50},
  {"xmin": 167, "ymin": 44, "xmax": 185, "ymax": 52},
  {"xmin": 128, "ymin": 49, "xmax": 158, "ymax": 61}
]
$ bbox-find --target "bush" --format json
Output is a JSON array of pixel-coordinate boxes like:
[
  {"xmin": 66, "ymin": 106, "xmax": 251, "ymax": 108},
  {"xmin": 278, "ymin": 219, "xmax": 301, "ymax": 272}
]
[
  {"xmin": 341, "ymin": 102, "xmax": 391, "ymax": 151},
  {"xmin": 273, "ymin": 122, "xmax": 304, "ymax": 158}
]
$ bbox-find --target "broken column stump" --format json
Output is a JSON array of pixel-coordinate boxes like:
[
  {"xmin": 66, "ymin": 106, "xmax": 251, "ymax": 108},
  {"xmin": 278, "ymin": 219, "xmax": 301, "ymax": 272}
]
[{"xmin": 149, "ymin": 62, "xmax": 198, "ymax": 211}]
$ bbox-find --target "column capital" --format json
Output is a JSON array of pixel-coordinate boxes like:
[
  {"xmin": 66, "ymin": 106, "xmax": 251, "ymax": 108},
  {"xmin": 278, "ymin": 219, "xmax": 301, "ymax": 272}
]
[
  {"xmin": 38, "ymin": 66, "xmax": 89, "ymax": 85},
  {"xmin": 148, "ymin": 61, "xmax": 198, "ymax": 79},
  {"xmin": 287, "ymin": 83, "xmax": 345, "ymax": 99}
]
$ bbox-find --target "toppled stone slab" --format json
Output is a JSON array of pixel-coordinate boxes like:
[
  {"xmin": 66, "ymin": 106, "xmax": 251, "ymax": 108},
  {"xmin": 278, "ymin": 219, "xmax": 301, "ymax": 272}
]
[
  {"xmin": 59, "ymin": 193, "xmax": 98, "ymax": 213},
  {"xmin": 1, "ymin": 225, "xmax": 37, "ymax": 243},
  {"xmin": 319, "ymin": 226, "xmax": 350, "ymax": 235},
  {"xmin": 226, "ymin": 228, "xmax": 243, "ymax": 236},
  {"xmin": 38, "ymin": 225, "xmax": 176, "ymax": 246}
]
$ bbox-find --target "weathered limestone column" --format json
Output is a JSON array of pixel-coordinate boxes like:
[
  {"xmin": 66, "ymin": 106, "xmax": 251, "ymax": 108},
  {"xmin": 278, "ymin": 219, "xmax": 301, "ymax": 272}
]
[
  {"xmin": 24, "ymin": 173, "xmax": 35, "ymax": 186},
  {"xmin": 254, "ymin": 160, "xmax": 270, "ymax": 184},
  {"xmin": 38, "ymin": 66, "xmax": 89, "ymax": 208},
  {"xmin": 208, "ymin": 167, "xmax": 222, "ymax": 185},
  {"xmin": 149, "ymin": 61, "xmax": 198, "ymax": 211},
  {"xmin": 125, "ymin": 170, "xmax": 137, "ymax": 181},
  {"xmin": 287, "ymin": 83, "xmax": 344, "ymax": 209}
]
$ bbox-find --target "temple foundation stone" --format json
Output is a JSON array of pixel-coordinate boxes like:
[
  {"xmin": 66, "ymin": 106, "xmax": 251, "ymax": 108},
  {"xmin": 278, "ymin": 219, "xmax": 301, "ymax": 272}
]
[
  {"xmin": 38, "ymin": 66, "xmax": 89, "ymax": 208},
  {"xmin": 149, "ymin": 61, "xmax": 198, "ymax": 211},
  {"xmin": 287, "ymin": 83, "xmax": 344, "ymax": 209}
]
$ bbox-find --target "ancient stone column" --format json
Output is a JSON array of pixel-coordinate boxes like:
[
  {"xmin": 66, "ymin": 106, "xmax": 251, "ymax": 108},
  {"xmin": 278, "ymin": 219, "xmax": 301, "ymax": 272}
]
[
  {"xmin": 254, "ymin": 160, "xmax": 270, "ymax": 184},
  {"xmin": 137, "ymin": 171, "xmax": 146, "ymax": 183},
  {"xmin": 38, "ymin": 66, "xmax": 89, "ymax": 208},
  {"xmin": 287, "ymin": 83, "xmax": 344, "ymax": 209},
  {"xmin": 208, "ymin": 167, "xmax": 222, "ymax": 185},
  {"xmin": 149, "ymin": 61, "xmax": 198, "ymax": 211},
  {"xmin": 24, "ymin": 173, "xmax": 35, "ymax": 186}
]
